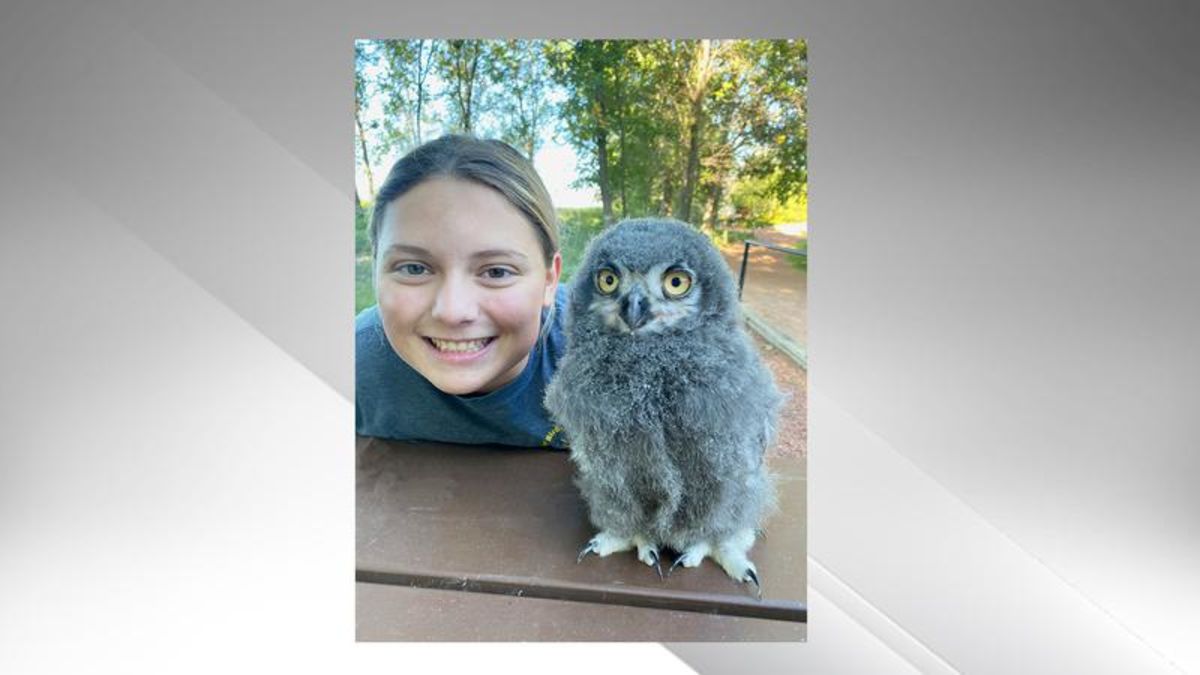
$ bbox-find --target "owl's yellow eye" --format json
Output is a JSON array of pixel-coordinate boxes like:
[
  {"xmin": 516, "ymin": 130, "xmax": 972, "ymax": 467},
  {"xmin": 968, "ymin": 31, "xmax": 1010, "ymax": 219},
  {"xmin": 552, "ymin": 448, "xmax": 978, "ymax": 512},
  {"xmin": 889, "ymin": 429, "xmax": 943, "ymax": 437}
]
[
  {"xmin": 662, "ymin": 269, "xmax": 693, "ymax": 297},
  {"xmin": 595, "ymin": 268, "xmax": 620, "ymax": 294}
]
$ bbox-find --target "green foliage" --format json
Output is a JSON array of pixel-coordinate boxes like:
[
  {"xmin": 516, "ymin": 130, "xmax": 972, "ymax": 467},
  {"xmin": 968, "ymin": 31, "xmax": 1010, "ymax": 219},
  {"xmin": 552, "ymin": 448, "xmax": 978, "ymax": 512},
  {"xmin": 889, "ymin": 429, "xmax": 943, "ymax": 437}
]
[
  {"xmin": 355, "ymin": 203, "xmax": 374, "ymax": 313},
  {"xmin": 355, "ymin": 202, "xmax": 371, "ymax": 258},
  {"xmin": 726, "ymin": 173, "xmax": 807, "ymax": 227},
  {"xmin": 788, "ymin": 251, "xmax": 808, "ymax": 273},
  {"xmin": 355, "ymin": 39, "xmax": 807, "ymax": 306},
  {"xmin": 541, "ymin": 39, "xmax": 806, "ymax": 228},
  {"xmin": 356, "ymin": 256, "xmax": 375, "ymax": 314},
  {"xmin": 438, "ymin": 40, "xmax": 490, "ymax": 134},
  {"xmin": 557, "ymin": 207, "xmax": 606, "ymax": 282},
  {"xmin": 358, "ymin": 39, "xmax": 806, "ymax": 217},
  {"xmin": 767, "ymin": 189, "xmax": 807, "ymax": 225},
  {"xmin": 728, "ymin": 173, "xmax": 776, "ymax": 227},
  {"xmin": 708, "ymin": 227, "xmax": 755, "ymax": 248},
  {"xmin": 488, "ymin": 40, "xmax": 555, "ymax": 159},
  {"xmin": 787, "ymin": 236, "xmax": 809, "ymax": 273}
]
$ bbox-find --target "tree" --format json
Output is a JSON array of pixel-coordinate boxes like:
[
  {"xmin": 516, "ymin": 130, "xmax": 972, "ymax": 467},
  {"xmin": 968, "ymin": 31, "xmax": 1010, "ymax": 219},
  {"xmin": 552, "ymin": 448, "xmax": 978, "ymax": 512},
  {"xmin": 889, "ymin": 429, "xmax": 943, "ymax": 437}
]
[
  {"xmin": 376, "ymin": 39, "xmax": 440, "ymax": 153},
  {"xmin": 741, "ymin": 39, "xmax": 808, "ymax": 202},
  {"xmin": 548, "ymin": 40, "xmax": 634, "ymax": 224},
  {"xmin": 488, "ymin": 41, "xmax": 554, "ymax": 160},
  {"xmin": 438, "ymin": 40, "xmax": 489, "ymax": 134},
  {"xmin": 674, "ymin": 40, "xmax": 726, "ymax": 223},
  {"xmin": 393, "ymin": 38, "xmax": 811, "ymax": 230},
  {"xmin": 407, "ymin": 40, "xmax": 437, "ymax": 145},
  {"xmin": 354, "ymin": 41, "xmax": 379, "ymax": 201}
]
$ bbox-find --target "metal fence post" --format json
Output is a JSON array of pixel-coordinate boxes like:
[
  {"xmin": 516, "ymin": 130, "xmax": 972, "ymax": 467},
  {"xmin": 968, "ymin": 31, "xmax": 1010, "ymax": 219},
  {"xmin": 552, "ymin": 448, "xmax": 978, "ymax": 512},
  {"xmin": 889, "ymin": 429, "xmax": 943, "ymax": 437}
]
[{"xmin": 738, "ymin": 240, "xmax": 751, "ymax": 300}]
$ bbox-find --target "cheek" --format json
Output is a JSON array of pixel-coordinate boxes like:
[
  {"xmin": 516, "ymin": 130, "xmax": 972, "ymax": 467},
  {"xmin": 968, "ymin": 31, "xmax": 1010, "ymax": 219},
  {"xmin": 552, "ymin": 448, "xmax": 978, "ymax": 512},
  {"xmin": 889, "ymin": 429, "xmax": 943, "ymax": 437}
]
[
  {"xmin": 376, "ymin": 283, "xmax": 426, "ymax": 332},
  {"xmin": 481, "ymin": 286, "xmax": 546, "ymax": 339}
]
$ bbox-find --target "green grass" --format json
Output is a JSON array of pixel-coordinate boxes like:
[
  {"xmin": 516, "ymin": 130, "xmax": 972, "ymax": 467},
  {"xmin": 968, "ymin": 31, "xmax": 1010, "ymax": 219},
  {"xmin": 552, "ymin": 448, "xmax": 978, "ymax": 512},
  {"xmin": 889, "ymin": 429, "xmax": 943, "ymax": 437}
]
[
  {"xmin": 355, "ymin": 205, "xmax": 374, "ymax": 314},
  {"xmin": 787, "ymin": 239, "xmax": 808, "ymax": 272},
  {"xmin": 557, "ymin": 207, "xmax": 605, "ymax": 283},
  {"xmin": 356, "ymin": 256, "xmax": 374, "ymax": 315},
  {"xmin": 707, "ymin": 227, "xmax": 755, "ymax": 247}
]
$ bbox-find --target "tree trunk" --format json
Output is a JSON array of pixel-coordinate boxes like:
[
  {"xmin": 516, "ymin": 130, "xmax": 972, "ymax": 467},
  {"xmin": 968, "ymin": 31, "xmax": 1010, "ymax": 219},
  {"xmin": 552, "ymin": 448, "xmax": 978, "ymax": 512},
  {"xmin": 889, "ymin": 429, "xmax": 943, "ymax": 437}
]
[
  {"xmin": 415, "ymin": 40, "xmax": 429, "ymax": 145},
  {"xmin": 660, "ymin": 172, "xmax": 674, "ymax": 218},
  {"xmin": 596, "ymin": 125, "xmax": 613, "ymax": 224},
  {"xmin": 617, "ymin": 105, "xmax": 628, "ymax": 219},
  {"xmin": 675, "ymin": 93, "xmax": 705, "ymax": 222},
  {"xmin": 592, "ymin": 76, "xmax": 614, "ymax": 224},
  {"xmin": 463, "ymin": 46, "xmax": 479, "ymax": 133},
  {"xmin": 708, "ymin": 182, "xmax": 723, "ymax": 229},
  {"xmin": 450, "ymin": 41, "xmax": 479, "ymax": 133},
  {"xmin": 675, "ymin": 41, "xmax": 715, "ymax": 224}
]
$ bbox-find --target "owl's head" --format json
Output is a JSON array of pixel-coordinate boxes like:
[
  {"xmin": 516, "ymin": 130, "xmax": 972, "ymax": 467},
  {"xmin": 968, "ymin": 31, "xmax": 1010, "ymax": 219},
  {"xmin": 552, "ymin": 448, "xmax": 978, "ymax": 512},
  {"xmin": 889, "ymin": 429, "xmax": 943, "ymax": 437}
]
[{"xmin": 568, "ymin": 218, "xmax": 740, "ymax": 337}]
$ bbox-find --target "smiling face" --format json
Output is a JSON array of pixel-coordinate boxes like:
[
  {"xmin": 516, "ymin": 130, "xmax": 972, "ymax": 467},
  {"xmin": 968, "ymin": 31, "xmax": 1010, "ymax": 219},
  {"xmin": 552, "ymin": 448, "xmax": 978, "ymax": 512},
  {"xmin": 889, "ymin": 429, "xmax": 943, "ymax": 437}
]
[{"xmin": 375, "ymin": 177, "xmax": 561, "ymax": 395}]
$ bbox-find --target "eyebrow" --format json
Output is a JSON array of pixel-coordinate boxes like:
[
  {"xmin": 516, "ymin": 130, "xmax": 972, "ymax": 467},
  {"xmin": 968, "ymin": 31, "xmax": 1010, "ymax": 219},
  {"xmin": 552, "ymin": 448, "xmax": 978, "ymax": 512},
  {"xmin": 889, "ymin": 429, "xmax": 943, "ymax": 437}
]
[
  {"xmin": 471, "ymin": 248, "xmax": 530, "ymax": 263},
  {"xmin": 381, "ymin": 244, "xmax": 530, "ymax": 263},
  {"xmin": 381, "ymin": 244, "xmax": 432, "ymax": 258}
]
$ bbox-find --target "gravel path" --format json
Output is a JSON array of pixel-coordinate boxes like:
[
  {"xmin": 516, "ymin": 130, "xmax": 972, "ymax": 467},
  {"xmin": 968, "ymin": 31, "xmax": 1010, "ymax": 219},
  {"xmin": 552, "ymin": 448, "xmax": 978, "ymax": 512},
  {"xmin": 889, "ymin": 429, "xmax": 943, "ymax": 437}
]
[{"xmin": 719, "ymin": 229, "xmax": 808, "ymax": 350}]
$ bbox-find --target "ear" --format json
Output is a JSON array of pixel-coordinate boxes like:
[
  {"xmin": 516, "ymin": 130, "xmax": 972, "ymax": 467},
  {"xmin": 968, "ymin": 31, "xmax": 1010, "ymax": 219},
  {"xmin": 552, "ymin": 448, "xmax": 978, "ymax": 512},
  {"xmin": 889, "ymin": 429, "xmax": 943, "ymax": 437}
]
[{"xmin": 543, "ymin": 251, "xmax": 563, "ymax": 307}]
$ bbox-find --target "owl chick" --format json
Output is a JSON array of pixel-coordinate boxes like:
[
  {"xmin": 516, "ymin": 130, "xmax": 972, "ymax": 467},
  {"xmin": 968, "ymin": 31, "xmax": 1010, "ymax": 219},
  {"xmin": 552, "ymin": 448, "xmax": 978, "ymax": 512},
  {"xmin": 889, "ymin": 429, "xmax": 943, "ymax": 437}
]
[{"xmin": 544, "ymin": 218, "xmax": 783, "ymax": 595}]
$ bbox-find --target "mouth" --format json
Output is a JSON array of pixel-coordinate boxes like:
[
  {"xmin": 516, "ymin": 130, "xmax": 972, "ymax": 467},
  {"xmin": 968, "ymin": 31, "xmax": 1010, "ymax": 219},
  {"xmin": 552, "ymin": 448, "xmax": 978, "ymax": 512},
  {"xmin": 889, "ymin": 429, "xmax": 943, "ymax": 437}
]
[{"xmin": 423, "ymin": 336, "xmax": 496, "ymax": 362}]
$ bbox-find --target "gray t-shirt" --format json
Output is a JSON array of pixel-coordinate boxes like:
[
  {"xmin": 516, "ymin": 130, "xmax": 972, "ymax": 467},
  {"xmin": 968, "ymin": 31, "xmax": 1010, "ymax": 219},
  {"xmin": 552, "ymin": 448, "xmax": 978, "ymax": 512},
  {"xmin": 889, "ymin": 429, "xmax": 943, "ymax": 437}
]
[{"xmin": 355, "ymin": 285, "xmax": 569, "ymax": 449}]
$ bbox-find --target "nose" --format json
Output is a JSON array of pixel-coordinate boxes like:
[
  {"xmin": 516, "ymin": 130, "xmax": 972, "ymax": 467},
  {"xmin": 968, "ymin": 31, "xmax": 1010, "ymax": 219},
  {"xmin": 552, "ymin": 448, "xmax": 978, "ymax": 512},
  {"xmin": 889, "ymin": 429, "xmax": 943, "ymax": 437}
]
[{"xmin": 430, "ymin": 275, "xmax": 480, "ymax": 325}]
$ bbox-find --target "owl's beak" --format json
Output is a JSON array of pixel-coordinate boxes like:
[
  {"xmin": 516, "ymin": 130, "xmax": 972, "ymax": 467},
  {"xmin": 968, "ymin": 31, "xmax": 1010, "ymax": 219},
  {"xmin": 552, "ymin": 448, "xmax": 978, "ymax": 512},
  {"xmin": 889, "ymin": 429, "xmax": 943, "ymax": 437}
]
[{"xmin": 620, "ymin": 289, "xmax": 649, "ymax": 331}]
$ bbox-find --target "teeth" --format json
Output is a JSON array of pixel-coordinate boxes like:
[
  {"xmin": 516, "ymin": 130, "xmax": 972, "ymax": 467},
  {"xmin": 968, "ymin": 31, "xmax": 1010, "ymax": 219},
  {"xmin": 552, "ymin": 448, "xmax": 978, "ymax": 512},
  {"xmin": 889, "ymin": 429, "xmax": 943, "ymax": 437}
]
[{"xmin": 430, "ymin": 338, "xmax": 490, "ymax": 353}]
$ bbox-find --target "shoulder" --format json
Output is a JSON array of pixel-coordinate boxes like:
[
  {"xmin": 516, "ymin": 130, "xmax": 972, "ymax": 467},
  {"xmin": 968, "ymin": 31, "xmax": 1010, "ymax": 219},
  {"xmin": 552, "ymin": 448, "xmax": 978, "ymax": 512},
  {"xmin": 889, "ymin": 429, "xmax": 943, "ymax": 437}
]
[
  {"xmin": 355, "ymin": 305, "xmax": 391, "ymax": 363},
  {"xmin": 544, "ymin": 284, "xmax": 570, "ymax": 365},
  {"xmin": 356, "ymin": 304, "xmax": 382, "ymax": 337},
  {"xmin": 355, "ymin": 305, "xmax": 412, "ymax": 436}
]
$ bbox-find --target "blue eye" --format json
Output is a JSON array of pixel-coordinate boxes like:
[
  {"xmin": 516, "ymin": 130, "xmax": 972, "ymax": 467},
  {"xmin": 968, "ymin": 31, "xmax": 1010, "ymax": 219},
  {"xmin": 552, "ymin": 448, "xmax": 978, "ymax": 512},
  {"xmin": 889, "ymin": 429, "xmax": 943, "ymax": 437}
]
[
  {"xmin": 394, "ymin": 262, "xmax": 429, "ymax": 276},
  {"xmin": 483, "ymin": 267, "xmax": 516, "ymax": 280}
]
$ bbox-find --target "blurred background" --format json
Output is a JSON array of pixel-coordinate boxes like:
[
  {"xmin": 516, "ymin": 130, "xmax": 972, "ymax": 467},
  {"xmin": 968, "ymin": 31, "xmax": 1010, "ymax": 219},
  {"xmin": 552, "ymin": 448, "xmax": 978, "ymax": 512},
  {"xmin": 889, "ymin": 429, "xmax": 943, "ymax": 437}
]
[{"xmin": 354, "ymin": 38, "xmax": 808, "ymax": 325}]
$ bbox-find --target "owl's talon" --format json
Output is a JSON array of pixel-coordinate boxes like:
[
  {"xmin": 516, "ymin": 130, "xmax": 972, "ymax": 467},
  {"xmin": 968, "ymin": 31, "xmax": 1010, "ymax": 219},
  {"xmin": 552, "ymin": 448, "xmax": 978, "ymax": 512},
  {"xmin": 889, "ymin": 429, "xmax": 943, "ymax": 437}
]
[
  {"xmin": 634, "ymin": 539, "xmax": 663, "ymax": 579},
  {"xmin": 577, "ymin": 540, "xmax": 597, "ymax": 564},
  {"xmin": 745, "ymin": 568, "xmax": 762, "ymax": 598},
  {"xmin": 667, "ymin": 556, "xmax": 685, "ymax": 576}
]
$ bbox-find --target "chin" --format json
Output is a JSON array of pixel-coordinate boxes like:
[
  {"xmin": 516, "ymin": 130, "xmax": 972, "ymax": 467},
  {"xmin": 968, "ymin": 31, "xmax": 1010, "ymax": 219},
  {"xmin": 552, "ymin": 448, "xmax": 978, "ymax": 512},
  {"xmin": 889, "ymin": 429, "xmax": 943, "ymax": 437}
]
[
  {"xmin": 419, "ymin": 368, "xmax": 489, "ymax": 396},
  {"xmin": 434, "ymin": 378, "xmax": 487, "ymax": 396}
]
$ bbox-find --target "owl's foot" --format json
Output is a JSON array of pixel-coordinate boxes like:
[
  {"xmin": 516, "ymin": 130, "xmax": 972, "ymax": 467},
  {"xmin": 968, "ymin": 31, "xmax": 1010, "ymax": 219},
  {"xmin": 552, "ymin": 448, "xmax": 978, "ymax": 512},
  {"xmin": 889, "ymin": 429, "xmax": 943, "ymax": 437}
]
[
  {"xmin": 712, "ymin": 528, "xmax": 763, "ymax": 599},
  {"xmin": 576, "ymin": 530, "xmax": 634, "ymax": 563},
  {"xmin": 633, "ymin": 535, "xmax": 663, "ymax": 579},
  {"xmin": 668, "ymin": 541, "xmax": 712, "ymax": 575},
  {"xmin": 576, "ymin": 532, "xmax": 663, "ymax": 579}
]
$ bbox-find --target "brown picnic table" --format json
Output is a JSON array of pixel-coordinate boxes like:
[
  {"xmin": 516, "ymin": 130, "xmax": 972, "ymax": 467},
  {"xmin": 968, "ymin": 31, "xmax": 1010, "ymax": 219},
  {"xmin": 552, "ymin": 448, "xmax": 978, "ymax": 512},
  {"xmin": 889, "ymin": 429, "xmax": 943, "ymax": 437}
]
[{"xmin": 356, "ymin": 436, "xmax": 807, "ymax": 641}]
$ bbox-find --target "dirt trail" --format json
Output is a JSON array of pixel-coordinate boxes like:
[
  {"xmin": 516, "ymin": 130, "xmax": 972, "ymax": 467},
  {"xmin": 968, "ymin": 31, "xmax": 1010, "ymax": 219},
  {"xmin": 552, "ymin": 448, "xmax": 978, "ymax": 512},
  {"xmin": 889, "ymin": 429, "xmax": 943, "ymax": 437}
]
[
  {"xmin": 719, "ymin": 227, "xmax": 807, "ymax": 351},
  {"xmin": 716, "ymin": 225, "xmax": 808, "ymax": 459}
]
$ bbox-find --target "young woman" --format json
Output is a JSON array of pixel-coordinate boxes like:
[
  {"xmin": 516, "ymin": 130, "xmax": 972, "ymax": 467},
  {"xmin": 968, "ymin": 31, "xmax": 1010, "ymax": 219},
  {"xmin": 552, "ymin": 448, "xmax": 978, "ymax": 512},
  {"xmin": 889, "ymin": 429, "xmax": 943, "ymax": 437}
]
[{"xmin": 355, "ymin": 135, "xmax": 569, "ymax": 448}]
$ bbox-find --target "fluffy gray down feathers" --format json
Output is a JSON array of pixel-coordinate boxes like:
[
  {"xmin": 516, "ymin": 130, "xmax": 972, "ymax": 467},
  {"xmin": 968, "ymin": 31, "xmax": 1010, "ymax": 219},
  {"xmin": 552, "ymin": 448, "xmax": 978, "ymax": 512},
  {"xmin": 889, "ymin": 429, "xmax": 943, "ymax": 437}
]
[{"xmin": 544, "ymin": 218, "xmax": 783, "ymax": 554}]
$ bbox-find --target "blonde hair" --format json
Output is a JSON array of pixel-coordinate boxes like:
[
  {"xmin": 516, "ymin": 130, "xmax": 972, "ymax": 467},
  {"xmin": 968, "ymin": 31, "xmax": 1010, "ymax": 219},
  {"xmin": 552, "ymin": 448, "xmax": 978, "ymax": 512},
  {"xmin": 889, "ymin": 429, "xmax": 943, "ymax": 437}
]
[
  {"xmin": 369, "ymin": 134, "xmax": 559, "ymax": 265},
  {"xmin": 369, "ymin": 134, "xmax": 560, "ymax": 338}
]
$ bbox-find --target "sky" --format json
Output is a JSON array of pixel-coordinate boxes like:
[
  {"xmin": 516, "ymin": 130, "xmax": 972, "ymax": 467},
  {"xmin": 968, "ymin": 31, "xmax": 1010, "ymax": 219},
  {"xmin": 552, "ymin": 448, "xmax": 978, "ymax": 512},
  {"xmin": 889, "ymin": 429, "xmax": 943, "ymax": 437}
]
[
  {"xmin": 355, "ymin": 45, "xmax": 599, "ymax": 210},
  {"xmin": 532, "ymin": 131, "xmax": 599, "ymax": 209},
  {"xmin": 355, "ymin": 132, "xmax": 598, "ymax": 210}
]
